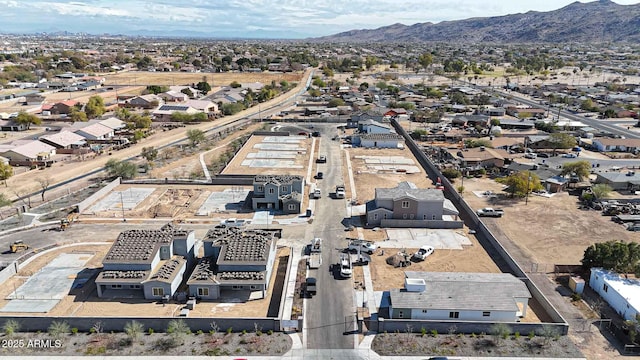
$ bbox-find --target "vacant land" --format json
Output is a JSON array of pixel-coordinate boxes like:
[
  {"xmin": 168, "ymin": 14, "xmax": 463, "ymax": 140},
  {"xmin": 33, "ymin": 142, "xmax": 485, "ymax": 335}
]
[
  {"xmin": 369, "ymin": 231, "xmax": 502, "ymax": 290},
  {"xmin": 103, "ymin": 71, "xmax": 303, "ymax": 87},
  {"xmin": 460, "ymin": 176, "xmax": 637, "ymax": 265}
]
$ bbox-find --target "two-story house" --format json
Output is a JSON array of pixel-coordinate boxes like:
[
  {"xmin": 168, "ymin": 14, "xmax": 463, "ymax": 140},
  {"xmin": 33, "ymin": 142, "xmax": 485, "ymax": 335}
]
[
  {"xmin": 251, "ymin": 175, "xmax": 304, "ymax": 214},
  {"xmin": 95, "ymin": 224, "xmax": 196, "ymax": 300},
  {"xmin": 366, "ymin": 181, "xmax": 460, "ymax": 228},
  {"xmin": 187, "ymin": 227, "xmax": 279, "ymax": 300}
]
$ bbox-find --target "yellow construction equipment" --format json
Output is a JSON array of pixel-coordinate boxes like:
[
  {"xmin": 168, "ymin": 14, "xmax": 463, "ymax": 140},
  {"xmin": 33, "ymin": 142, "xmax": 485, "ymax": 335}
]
[
  {"xmin": 59, "ymin": 213, "xmax": 78, "ymax": 231},
  {"xmin": 10, "ymin": 240, "xmax": 29, "ymax": 253}
]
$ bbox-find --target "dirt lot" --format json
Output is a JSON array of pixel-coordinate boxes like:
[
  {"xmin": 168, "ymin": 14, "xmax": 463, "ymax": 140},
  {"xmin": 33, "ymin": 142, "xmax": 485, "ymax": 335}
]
[
  {"xmin": 82, "ymin": 184, "xmax": 256, "ymax": 221},
  {"xmin": 103, "ymin": 71, "xmax": 303, "ymax": 87},
  {"xmin": 0, "ymin": 244, "xmax": 289, "ymax": 319},
  {"xmin": 221, "ymin": 134, "xmax": 312, "ymax": 177},
  {"xmin": 347, "ymin": 146, "xmax": 433, "ymax": 205},
  {"xmin": 460, "ymin": 176, "xmax": 639, "ymax": 266}
]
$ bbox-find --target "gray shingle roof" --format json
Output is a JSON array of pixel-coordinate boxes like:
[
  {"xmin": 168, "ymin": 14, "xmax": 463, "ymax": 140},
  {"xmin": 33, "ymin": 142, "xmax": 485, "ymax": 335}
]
[
  {"xmin": 376, "ymin": 181, "xmax": 443, "ymax": 202},
  {"xmin": 390, "ymin": 272, "xmax": 531, "ymax": 312}
]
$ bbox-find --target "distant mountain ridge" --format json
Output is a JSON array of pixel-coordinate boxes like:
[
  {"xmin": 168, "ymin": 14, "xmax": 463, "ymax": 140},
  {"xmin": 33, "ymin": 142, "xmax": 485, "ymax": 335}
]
[{"xmin": 315, "ymin": 0, "xmax": 640, "ymax": 43}]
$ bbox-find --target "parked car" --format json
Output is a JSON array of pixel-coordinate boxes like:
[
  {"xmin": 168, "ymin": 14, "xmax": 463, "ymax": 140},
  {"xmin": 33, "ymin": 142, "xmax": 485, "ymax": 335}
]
[
  {"xmin": 562, "ymin": 153, "xmax": 578, "ymax": 158},
  {"xmin": 315, "ymin": 172, "xmax": 324, "ymax": 179},
  {"xmin": 524, "ymin": 153, "xmax": 537, "ymax": 159},
  {"xmin": 537, "ymin": 153, "xmax": 550, "ymax": 158}
]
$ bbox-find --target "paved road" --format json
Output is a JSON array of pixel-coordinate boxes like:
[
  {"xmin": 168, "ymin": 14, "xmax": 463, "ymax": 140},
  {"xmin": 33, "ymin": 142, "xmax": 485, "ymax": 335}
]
[
  {"xmin": 495, "ymin": 89, "xmax": 640, "ymax": 140},
  {"xmin": 305, "ymin": 123, "xmax": 356, "ymax": 349},
  {"xmin": 1, "ymin": 68, "xmax": 314, "ymax": 202}
]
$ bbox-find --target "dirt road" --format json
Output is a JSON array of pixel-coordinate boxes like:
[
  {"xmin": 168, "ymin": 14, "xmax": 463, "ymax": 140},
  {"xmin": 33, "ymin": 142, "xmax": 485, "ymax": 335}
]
[{"xmin": 1, "ymin": 69, "xmax": 312, "ymax": 201}]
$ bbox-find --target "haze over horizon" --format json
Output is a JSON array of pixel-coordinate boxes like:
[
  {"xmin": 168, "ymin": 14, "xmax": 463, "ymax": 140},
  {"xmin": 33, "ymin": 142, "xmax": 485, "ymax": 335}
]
[{"xmin": 0, "ymin": 0, "xmax": 639, "ymax": 39}]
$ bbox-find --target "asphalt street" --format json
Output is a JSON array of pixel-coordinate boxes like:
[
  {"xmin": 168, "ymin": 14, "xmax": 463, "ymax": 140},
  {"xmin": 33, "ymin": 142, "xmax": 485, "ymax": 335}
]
[{"xmin": 304, "ymin": 124, "xmax": 357, "ymax": 349}]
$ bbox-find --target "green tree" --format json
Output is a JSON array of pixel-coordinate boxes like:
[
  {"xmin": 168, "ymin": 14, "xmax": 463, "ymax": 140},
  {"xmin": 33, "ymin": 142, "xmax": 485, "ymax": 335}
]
[
  {"xmin": 104, "ymin": 159, "xmax": 137, "ymax": 179},
  {"xmin": 131, "ymin": 114, "xmax": 152, "ymax": 129},
  {"xmin": 548, "ymin": 133, "xmax": 577, "ymax": 155},
  {"xmin": 146, "ymin": 85, "xmax": 168, "ymax": 95},
  {"xmin": 0, "ymin": 162, "xmax": 13, "ymax": 186},
  {"xmin": 490, "ymin": 118, "xmax": 501, "ymax": 126},
  {"xmin": 186, "ymin": 129, "xmax": 205, "ymax": 147},
  {"xmin": 496, "ymin": 171, "xmax": 542, "ymax": 198},
  {"xmin": 180, "ymin": 88, "xmax": 194, "ymax": 99},
  {"xmin": 591, "ymin": 184, "xmax": 613, "ymax": 200},
  {"xmin": 141, "ymin": 147, "xmax": 158, "ymax": 162},
  {"xmin": 582, "ymin": 241, "xmax": 640, "ymax": 275},
  {"xmin": 85, "ymin": 95, "xmax": 105, "ymax": 119},
  {"xmin": 464, "ymin": 139, "xmax": 492, "ymax": 148},
  {"xmin": 327, "ymin": 98, "xmax": 346, "ymax": 108},
  {"xmin": 418, "ymin": 52, "xmax": 433, "ymax": 71},
  {"xmin": 15, "ymin": 111, "xmax": 41, "ymax": 129},
  {"xmin": 490, "ymin": 323, "xmax": 511, "ymax": 345},
  {"xmin": 196, "ymin": 81, "xmax": 212, "ymax": 94},
  {"xmin": 230, "ymin": 81, "xmax": 241, "ymax": 88},
  {"xmin": 70, "ymin": 108, "xmax": 88, "ymax": 122},
  {"xmin": 308, "ymin": 88, "xmax": 321, "ymax": 97},
  {"xmin": 561, "ymin": 160, "xmax": 590, "ymax": 181}
]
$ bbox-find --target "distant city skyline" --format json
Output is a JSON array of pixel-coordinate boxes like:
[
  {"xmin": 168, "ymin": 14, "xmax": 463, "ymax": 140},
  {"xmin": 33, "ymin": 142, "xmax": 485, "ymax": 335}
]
[{"xmin": 0, "ymin": 0, "xmax": 639, "ymax": 39}]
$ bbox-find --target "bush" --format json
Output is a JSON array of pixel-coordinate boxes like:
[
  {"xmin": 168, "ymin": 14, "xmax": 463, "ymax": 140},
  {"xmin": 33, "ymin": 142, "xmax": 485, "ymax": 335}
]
[
  {"xmin": 124, "ymin": 321, "xmax": 144, "ymax": 341},
  {"xmin": 71, "ymin": 328, "xmax": 78, "ymax": 335},
  {"xmin": 48, "ymin": 321, "xmax": 71, "ymax": 339},
  {"xmin": 430, "ymin": 329, "xmax": 438, "ymax": 337},
  {"xmin": 226, "ymin": 327, "xmax": 233, "ymax": 335},
  {"xmin": 442, "ymin": 168, "xmax": 461, "ymax": 180},
  {"xmin": 148, "ymin": 328, "xmax": 154, "ymax": 335},
  {"xmin": 2, "ymin": 320, "xmax": 20, "ymax": 336},
  {"xmin": 267, "ymin": 330, "xmax": 273, "ymax": 335},
  {"xmin": 570, "ymin": 292, "xmax": 582, "ymax": 302}
]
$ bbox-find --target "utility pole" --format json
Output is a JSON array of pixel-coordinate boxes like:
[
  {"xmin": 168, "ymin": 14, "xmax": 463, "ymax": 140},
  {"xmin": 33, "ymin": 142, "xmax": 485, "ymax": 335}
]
[{"xmin": 525, "ymin": 171, "xmax": 532, "ymax": 205}]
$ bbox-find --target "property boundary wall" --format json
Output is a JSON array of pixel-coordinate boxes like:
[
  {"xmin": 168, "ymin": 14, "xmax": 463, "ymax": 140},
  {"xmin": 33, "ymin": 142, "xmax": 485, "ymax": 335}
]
[
  {"xmin": 76, "ymin": 177, "xmax": 121, "ymax": 213},
  {"xmin": 380, "ymin": 219, "xmax": 463, "ymax": 228},
  {"xmin": 0, "ymin": 316, "xmax": 278, "ymax": 333},
  {"xmin": 391, "ymin": 119, "xmax": 569, "ymax": 333},
  {"xmin": 377, "ymin": 318, "xmax": 566, "ymax": 336}
]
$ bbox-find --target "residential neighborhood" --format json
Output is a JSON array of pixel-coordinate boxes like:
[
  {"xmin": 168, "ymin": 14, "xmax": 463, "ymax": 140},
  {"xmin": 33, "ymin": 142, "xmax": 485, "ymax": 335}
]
[{"xmin": 0, "ymin": 16, "xmax": 640, "ymax": 359}]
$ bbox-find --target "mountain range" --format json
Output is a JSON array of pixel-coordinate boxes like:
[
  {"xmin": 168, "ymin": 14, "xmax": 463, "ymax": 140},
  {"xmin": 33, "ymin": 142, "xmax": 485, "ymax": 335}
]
[{"xmin": 315, "ymin": 0, "xmax": 640, "ymax": 43}]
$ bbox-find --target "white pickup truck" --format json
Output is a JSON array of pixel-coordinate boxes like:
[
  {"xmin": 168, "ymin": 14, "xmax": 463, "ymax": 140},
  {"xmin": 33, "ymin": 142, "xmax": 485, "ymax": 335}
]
[
  {"xmin": 308, "ymin": 238, "xmax": 323, "ymax": 269},
  {"xmin": 476, "ymin": 208, "xmax": 504, "ymax": 217},
  {"xmin": 335, "ymin": 185, "xmax": 345, "ymax": 199}
]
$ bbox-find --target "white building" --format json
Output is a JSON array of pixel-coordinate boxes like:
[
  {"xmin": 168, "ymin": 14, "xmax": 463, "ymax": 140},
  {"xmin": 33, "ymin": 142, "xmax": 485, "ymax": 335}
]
[{"xmin": 590, "ymin": 267, "xmax": 640, "ymax": 321}]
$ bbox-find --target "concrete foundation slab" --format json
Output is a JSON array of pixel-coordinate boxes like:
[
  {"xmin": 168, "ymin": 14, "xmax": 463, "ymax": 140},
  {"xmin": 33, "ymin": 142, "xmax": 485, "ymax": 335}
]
[
  {"xmin": 1, "ymin": 253, "xmax": 92, "ymax": 313},
  {"xmin": 196, "ymin": 188, "xmax": 251, "ymax": 216},
  {"xmin": 357, "ymin": 156, "xmax": 415, "ymax": 165},
  {"xmin": 246, "ymin": 151, "xmax": 298, "ymax": 159},
  {"xmin": 0, "ymin": 300, "xmax": 60, "ymax": 313},
  {"xmin": 88, "ymin": 187, "xmax": 155, "ymax": 212},
  {"xmin": 241, "ymin": 159, "xmax": 303, "ymax": 168},
  {"xmin": 385, "ymin": 229, "xmax": 472, "ymax": 250},
  {"xmin": 262, "ymin": 136, "xmax": 306, "ymax": 143},
  {"xmin": 254, "ymin": 143, "xmax": 305, "ymax": 151},
  {"xmin": 252, "ymin": 211, "xmax": 273, "ymax": 225}
]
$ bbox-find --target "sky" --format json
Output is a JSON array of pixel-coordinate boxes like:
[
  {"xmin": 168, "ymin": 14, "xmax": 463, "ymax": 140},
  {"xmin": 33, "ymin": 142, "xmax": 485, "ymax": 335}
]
[{"xmin": 0, "ymin": 0, "xmax": 639, "ymax": 39}]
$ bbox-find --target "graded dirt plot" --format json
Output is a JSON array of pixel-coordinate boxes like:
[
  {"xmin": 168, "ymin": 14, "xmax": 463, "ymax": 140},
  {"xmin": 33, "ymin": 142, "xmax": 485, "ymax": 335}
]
[
  {"xmin": 83, "ymin": 184, "xmax": 255, "ymax": 220},
  {"xmin": 368, "ymin": 231, "xmax": 501, "ymax": 292},
  {"xmin": 43, "ymin": 86, "xmax": 146, "ymax": 104},
  {"xmin": 348, "ymin": 146, "xmax": 434, "ymax": 204},
  {"xmin": 222, "ymin": 134, "xmax": 312, "ymax": 177},
  {"xmin": 460, "ymin": 176, "xmax": 639, "ymax": 266},
  {"xmin": 103, "ymin": 71, "xmax": 303, "ymax": 87}
]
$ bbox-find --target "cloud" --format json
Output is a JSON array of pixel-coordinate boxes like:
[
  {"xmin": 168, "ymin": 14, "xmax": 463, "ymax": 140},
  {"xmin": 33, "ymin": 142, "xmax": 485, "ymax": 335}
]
[{"xmin": 1, "ymin": 0, "xmax": 640, "ymax": 37}]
